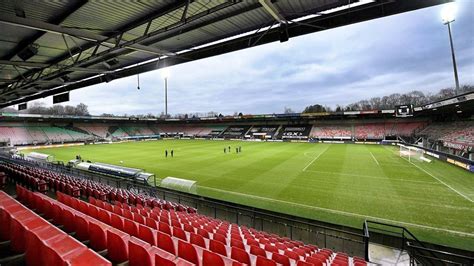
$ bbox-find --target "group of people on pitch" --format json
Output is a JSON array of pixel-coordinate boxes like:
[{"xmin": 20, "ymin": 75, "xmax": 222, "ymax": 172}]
[{"xmin": 224, "ymin": 146, "xmax": 242, "ymax": 154}]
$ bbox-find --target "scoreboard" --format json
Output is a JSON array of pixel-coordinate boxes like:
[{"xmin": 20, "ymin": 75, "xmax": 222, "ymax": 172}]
[{"xmin": 395, "ymin": 104, "xmax": 414, "ymax": 117}]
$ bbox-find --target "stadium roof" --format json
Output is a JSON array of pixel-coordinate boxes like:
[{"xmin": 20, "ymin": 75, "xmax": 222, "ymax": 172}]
[{"xmin": 0, "ymin": 0, "xmax": 450, "ymax": 108}]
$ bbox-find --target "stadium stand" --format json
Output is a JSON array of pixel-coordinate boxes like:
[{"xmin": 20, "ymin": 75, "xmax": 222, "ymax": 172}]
[
  {"xmin": 220, "ymin": 126, "xmax": 251, "ymax": 139},
  {"xmin": 279, "ymin": 125, "xmax": 312, "ymax": 139},
  {"xmin": 310, "ymin": 125, "xmax": 352, "ymax": 139},
  {"xmin": 1, "ymin": 161, "xmax": 368, "ymax": 266},
  {"xmin": 76, "ymin": 123, "xmax": 110, "ymax": 138},
  {"xmin": 419, "ymin": 121, "xmax": 474, "ymax": 149},
  {"xmin": 354, "ymin": 123, "xmax": 386, "ymax": 140}
]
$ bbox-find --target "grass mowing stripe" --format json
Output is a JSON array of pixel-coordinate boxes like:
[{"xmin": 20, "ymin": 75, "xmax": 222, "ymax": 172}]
[
  {"xmin": 369, "ymin": 150, "xmax": 379, "ymax": 165},
  {"xmin": 302, "ymin": 144, "xmax": 330, "ymax": 172},
  {"xmin": 402, "ymin": 157, "xmax": 474, "ymax": 203},
  {"xmin": 200, "ymin": 186, "xmax": 474, "ymax": 237},
  {"xmin": 304, "ymin": 169, "xmax": 438, "ymax": 184}
]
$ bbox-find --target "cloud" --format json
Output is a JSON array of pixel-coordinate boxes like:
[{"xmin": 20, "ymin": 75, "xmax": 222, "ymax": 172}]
[{"xmin": 30, "ymin": 1, "xmax": 474, "ymax": 115}]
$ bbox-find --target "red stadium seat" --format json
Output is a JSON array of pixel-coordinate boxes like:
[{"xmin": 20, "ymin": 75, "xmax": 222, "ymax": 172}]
[
  {"xmin": 250, "ymin": 244, "xmax": 267, "ymax": 258},
  {"xmin": 154, "ymin": 253, "xmax": 177, "ymax": 266},
  {"xmin": 88, "ymin": 222, "xmax": 107, "ymax": 251},
  {"xmin": 98, "ymin": 209, "xmax": 111, "ymax": 225},
  {"xmin": 157, "ymin": 231, "xmax": 176, "ymax": 255},
  {"xmin": 272, "ymin": 252, "xmax": 291, "ymax": 266},
  {"xmin": 190, "ymin": 232, "xmax": 206, "ymax": 248},
  {"xmin": 306, "ymin": 256, "xmax": 324, "ymax": 266},
  {"xmin": 138, "ymin": 223, "xmax": 156, "ymax": 245},
  {"xmin": 178, "ymin": 240, "xmax": 199, "ymax": 265},
  {"xmin": 146, "ymin": 217, "xmax": 158, "ymax": 229},
  {"xmin": 74, "ymin": 215, "xmax": 89, "ymax": 241},
  {"xmin": 173, "ymin": 226, "xmax": 188, "ymax": 241},
  {"xmin": 210, "ymin": 239, "xmax": 227, "ymax": 257},
  {"xmin": 203, "ymin": 250, "xmax": 225, "ymax": 266},
  {"xmin": 256, "ymin": 256, "xmax": 277, "ymax": 266},
  {"xmin": 231, "ymin": 246, "xmax": 251, "ymax": 265},
  {"xmin": 110, "ymin": 213, "xmax": 124, "ymax": 231},
  {"xmin": 107, "ymin": 229, "xmax": 129, "ymax": 263},
  {"xmin": 297, "ymin": 261, "xmax": 314, "ymax": 266},
  {"xmin": 159, "ymin": 222, "xmax": 172, "ymax": 235},
  {"xmin": 213, "ymin": 232, "xmax": 227, "ymax": 245},
  {"xmin": 129, "ymin": 237, "xmax": 153, "ymax": 266},
  {"xmin": 124, "ymin": 219, "xmax": 139, "ymax": 237},
  {"xmin": 231, "ymin": 238, "xmax": 245, "ymax": 249}
]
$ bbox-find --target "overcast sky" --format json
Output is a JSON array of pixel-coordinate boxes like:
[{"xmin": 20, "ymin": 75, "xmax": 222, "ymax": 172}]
[{"xmin": 30, "ymin": 1, "xmax": 474, "ymax": 115}]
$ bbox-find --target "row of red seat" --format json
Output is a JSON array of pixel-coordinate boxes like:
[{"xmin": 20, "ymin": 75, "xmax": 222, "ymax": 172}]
[
  {"xmin": 55, "ymin": 189, "xmax": 245, "ymax": 265},
  {"xmin": 0, "ymin": 162, "xmax": 195, "ymax": 212},
  {"xmin": 0, "ymin": 189, "xmax": 110, "ymax": 266},
  {"xmin": 3, "ymin": 161, "xmax": 369, "ymax": 266},
  {"xmin": 88, "ymin": 194, "xmax": 367, "ymax": 266}
]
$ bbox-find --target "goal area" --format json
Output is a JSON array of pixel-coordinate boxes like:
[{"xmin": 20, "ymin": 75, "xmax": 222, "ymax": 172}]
[{"xmin": 399, "ymin": 144, "xmax": 431, "ymax": 163}]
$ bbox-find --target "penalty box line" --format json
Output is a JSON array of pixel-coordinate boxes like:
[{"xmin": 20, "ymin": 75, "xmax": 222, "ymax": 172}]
[
  {"xmin": 302, "ymin": 145, "xmax": 330, "ymax": 172},
  {"xmin": 401, "ymin": 157, "xmax": 474, "ymax": 204},
  {"xmin": 200, "ymin": 186, "xmax": 474, "ymax": 237}
]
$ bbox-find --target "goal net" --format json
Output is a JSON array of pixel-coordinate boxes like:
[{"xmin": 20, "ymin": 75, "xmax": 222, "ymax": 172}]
[
  {"xmin": 160, "ymin": 177, "xmax": 197, "ymax": 194},
  {"xmin": 399, "ymin": 145, "xmax": 427, "ymax": 162}
]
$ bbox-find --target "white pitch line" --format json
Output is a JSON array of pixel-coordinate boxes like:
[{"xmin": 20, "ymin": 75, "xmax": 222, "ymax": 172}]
[
  {"xmin": 302, "ymin": 145, "xmax": 330, "ymax": 172},
  {"xmin": 401, "ymin": 157, "xmax": 474, "ymax": 204},
  {"xmin": 369, "ymin": 151, "xmax": 379, "ymax": 165},
  {"xmin": 200, "ymin": 186, "xmax": 474, "ymax": 237}
]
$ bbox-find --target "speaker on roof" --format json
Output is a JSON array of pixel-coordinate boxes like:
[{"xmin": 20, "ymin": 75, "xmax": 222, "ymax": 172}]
[
  {"xmin": 17, "ymin": 45, "xmax": 38, "ymax": 61},
  {"xmin": 53, "ymin": 92, "xmax": 69, "ymax": 104},
  {"xmin": 279, "ymin": 22, "xmax": 289, "ymax": 43},
  {"xmin": 18, "ymin": 103, "xmax": 27, "ymax": 110}
]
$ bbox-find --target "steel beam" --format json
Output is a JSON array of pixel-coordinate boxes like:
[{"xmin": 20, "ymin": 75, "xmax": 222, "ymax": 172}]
[
  {"xmin": 0, "ymin": 13, "xmax": 173, "ymax": 56},
  {"xmin": 0, "ymin": 60, "xmax": 110, "ymax": 73}
]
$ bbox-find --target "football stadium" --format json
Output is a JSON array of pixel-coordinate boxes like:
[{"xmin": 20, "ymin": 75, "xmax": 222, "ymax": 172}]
[{"xmin": 0, "ymin": 1, "xmax": 473, "ymax": 266}]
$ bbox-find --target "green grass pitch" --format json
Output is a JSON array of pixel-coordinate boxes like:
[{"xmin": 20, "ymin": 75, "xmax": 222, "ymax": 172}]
[{"xmin": 26, "ymin": 140, "xmax": 474, "ymax": 250}]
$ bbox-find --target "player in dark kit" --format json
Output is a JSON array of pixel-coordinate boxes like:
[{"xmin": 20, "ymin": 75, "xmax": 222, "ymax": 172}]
[
  {"xmin": 171, "ymin": 150, "xmax": 174, "ymax": 157},
  {"xmin": 165, "ymin": 150, "xmax": 168, "ymax": 157}
]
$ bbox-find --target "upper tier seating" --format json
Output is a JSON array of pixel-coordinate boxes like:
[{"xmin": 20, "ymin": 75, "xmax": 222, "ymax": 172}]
[
  {"xmin": 310, "ymin": 125, "xmax": 352, "ymax": 139},
  {"xmin": 419, "ymin": 121, "xmax": 474, "ymax": 148}
]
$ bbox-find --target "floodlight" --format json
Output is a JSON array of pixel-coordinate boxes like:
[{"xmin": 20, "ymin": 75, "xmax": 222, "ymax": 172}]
[
  {"xmin": 441, "ymin": 2, "xmax": 457, "ymax": 24},
  {"xmin": 160, "ymin": 68, "xmax": 170, "ymax": 79}
]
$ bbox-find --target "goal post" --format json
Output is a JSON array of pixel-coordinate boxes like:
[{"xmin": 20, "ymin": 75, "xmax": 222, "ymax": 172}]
[{"xmin": 399, "ymin": 144, "xmax": 424, "ymax": 162}]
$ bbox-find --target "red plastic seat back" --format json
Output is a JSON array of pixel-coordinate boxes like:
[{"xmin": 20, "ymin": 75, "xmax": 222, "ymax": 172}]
[
  {"xmin": 128, "ymin": 237, "xmax": 152, "ymax": 266},
  {"xmin": 155, "ymin": 253, "xmax": 176, "ymax": 266},
  {"xmin": 190, "ymin": 232, "xmax": 206, "ymax": 248},
  {"xmin": 256, "ymin": 256, "xmax": 277, "ymax": 266},
  {"xmin": 210, "ymin": 239, "xmax": 227, "ymax": 257},
  {"xmin": 159, "ymin": 222, "xmax": 172, "ymax": 235},
  {"xmin": 173, "ymin": 226, "xmax": 187, "ymax": 241},
  {"xmin": 231, "ymin": 246, "xmax": 251, "ymax": 265},
  {"xmin": 107, "ymin": 230, "xmax": 129, "ymax": 263},
  {"xmin": 138, "ymin": 224, "xmax": 156, "ymax": 245},
  {"xmin": 157, "ymin": 231, "xmax": 175, "ymax": 255},
  {"xmin": 272, "ymin": 253, "xmax": 291, "ymax": 266},
  {"xmin": 250, "ymin": 245, "xmax": 267, "ymax": 257},
  {"xmin": 203, "ymin": 250, "xmax": 225, "ymax": 266},
  {"xmin": 178, "ymin": 240, "xmax": 199, "ymax": 265},
  {"xmin": 73, "ymin": 215, "xmax": 89, "ymax": 241},
  {"xmin": 124, "ymin": 219, "xmax": 139, "ymax": 237},
  {"xmin": 89, "ymin": 222, "xmax": 107, "ymax": 251}
]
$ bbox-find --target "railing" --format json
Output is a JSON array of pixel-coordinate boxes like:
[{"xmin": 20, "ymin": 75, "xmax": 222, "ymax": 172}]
[
  {"xmin": 363, "ymin": 220, "xmax": 474, "ymax": 266},
  {"xmin": 406, "ymin": 242, "xmax": 474, "ymax": 266}
]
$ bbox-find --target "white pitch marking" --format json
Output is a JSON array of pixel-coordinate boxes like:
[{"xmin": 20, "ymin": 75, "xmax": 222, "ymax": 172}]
[
  {"xmin": 302, "ymin": 145, "xmax": 330, "ymax": 172},
  {"xmin": 401, "ymin": 157, "xmax": 473, "ymax": 203},
  {"xmin": 369, "ymin": 150, "xmax": 379, "ymax": 165},
  {"xmin": 200, "ymin": 186, "xmax": 474, "ymax": 237}
]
